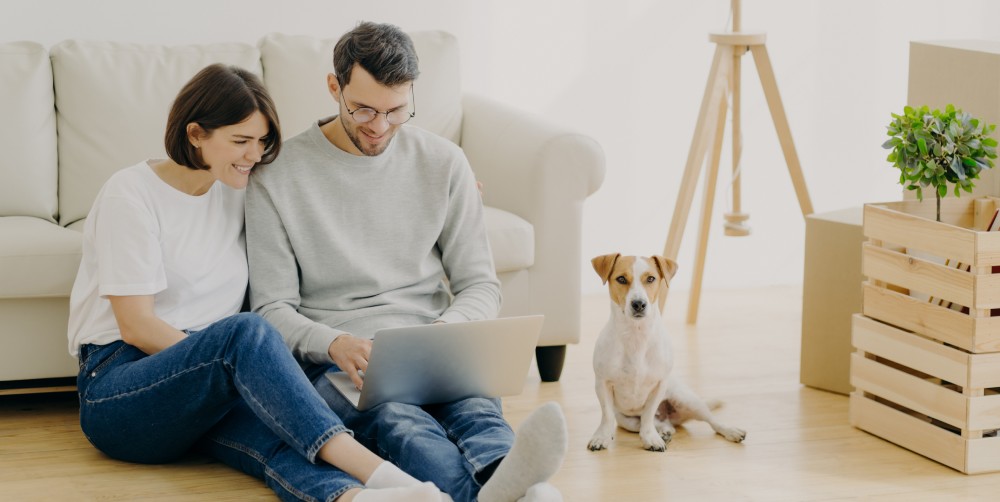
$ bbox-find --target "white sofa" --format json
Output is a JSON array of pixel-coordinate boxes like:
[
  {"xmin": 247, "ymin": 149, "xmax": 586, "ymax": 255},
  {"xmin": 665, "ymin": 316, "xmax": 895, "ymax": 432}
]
[{"xmin": 0, "ymin": 32, "xmax": 605, "ymax": 390}]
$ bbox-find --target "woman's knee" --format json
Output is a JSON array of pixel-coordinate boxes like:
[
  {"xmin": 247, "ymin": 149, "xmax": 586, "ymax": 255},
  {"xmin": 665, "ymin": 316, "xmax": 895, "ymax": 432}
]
[{"xmin": 224, "ymin": 312, "xmax": 283, "ymax": 347}]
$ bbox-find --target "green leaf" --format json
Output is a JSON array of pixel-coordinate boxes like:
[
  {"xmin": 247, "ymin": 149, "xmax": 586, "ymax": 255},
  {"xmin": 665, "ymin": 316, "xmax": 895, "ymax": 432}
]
[
  {"xmin": 918, "ymin": 137, "xmax": 928, "ymax": 156},
  {"xmin": 938, "ymin": 184, "xmax": 948, "ymax": 198},
  {"xmin": 950, "ymin": 121, "xmax": 962, "ymax": 138}
]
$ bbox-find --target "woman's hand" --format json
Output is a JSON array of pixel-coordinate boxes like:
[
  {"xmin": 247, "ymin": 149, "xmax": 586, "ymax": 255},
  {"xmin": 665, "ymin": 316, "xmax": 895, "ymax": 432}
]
[
  {"xmin": 328, "ymin": 334, "xmax": 373, "ymax": 390},
  {"xmin": 108, "ymin": 295, "xmax": 187, "ymax": 355}
]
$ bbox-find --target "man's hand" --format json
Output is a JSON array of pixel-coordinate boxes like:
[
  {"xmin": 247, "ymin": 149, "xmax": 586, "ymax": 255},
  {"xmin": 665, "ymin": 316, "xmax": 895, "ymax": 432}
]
[{"xmin": 328, "ymin": 334, "xmax": 372, "ymax": 390}]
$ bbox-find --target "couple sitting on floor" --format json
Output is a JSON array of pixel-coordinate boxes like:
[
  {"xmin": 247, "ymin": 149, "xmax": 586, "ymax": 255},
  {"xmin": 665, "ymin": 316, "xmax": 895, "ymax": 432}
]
[{"xmin": 67, "ymin": 21, "xmax": 567, "ymax": 502}]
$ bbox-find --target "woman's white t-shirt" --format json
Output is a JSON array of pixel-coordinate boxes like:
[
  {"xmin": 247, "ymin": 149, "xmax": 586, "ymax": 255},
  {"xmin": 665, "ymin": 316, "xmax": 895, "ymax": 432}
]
[{"xmin": 67, "ymin": 160, "xmax": 248, "ymax": 357}]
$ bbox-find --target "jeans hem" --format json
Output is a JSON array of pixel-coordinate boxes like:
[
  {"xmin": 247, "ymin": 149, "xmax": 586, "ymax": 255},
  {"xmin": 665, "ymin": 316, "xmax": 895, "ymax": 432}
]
[
  {"xmin": 325, "ymin": 484, "xmax": 363, "ymax": 502},
  {"xmin": 306, "ymin": 425, "xmax": 352, "ymax": 464}
]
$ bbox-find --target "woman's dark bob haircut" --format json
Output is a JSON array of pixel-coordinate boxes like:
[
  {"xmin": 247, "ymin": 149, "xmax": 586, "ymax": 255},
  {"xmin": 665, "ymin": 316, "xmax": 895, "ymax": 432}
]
[{"xmin": 164, "ymin": 63, "xmax": 281, "ymax": 170}]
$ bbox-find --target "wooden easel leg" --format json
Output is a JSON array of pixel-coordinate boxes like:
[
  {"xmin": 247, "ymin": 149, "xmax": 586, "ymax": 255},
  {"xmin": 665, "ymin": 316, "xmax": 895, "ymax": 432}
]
[
  {"xmin": 749, "ymin": 44, "xmax": 814, "ymax": 216},
  {"xmin": 687, "ymin": 91, "xmax": 730, "ymax": 324},
  {"xmin": 659, "ymin": 45, "xmax": 733, "ymax": 312}
]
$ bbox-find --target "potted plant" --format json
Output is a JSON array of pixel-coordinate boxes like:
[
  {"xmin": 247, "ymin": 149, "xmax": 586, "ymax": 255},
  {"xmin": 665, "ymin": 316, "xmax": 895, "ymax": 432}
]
[{"xmin": 883, "ymin": 104, "xmax": 998, "ymax": 221}]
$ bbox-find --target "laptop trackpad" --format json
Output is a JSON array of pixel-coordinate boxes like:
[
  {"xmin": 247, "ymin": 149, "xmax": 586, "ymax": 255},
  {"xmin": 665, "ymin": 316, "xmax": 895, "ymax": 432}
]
[{"xmin": 325, "ymin": 371, "xmax": 361, "ymax": 408}]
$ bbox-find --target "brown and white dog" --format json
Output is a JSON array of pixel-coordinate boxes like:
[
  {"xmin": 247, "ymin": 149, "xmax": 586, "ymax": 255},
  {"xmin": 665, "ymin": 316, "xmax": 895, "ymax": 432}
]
[{"xmin": 587, "ymin": 253, "xmax": 746, "ymax": 452}]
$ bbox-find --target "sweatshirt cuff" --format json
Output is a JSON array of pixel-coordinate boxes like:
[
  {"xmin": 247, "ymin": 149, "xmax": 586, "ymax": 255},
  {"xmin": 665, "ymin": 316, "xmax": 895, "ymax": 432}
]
[
  {"xmin": 305, "ymin": 326, "xmax": 349, "ymax": 365},
  {"xmin": 437, "ymin": 309, "xmax": 471, "ymax": 324}
]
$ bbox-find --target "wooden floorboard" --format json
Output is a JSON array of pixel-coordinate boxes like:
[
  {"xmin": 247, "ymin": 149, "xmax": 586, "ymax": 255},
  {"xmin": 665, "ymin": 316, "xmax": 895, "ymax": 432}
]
[{"xmin": 4, "ymin": 285, "xmax": 1000, "ymax": 501}]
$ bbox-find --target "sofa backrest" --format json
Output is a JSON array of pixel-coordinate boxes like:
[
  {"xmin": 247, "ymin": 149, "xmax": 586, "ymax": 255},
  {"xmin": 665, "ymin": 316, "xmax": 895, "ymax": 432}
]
[
  {"xmin": 259, "ymin": 31, "xmax": 463, "ymax": 142},
  {"xmin": 0, "ymin": 42, "xmax": 58, "ymax": 223},
  {"xmin": 49, "ymin": 31, "xmax": 463, "ymax": 227},
  {"xmin": 52, "ymin": 40, "xmax": 262, "ymax": 227}
]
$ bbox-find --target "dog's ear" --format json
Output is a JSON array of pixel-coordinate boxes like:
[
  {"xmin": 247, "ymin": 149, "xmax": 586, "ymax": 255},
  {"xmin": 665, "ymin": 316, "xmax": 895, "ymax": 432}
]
[
  {"xmin": 591, "ymin": 253, "xmax": 621, "ymax": 285},
  {"xmin": 652, "ymin": 255, "xmax": 679, "ymax": 284}
]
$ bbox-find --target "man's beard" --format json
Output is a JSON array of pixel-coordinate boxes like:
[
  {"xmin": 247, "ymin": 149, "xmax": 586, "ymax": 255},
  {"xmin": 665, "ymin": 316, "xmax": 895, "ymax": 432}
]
[{"xmin": 344, "ymin": 121, "xmax": 391, "ymax": 156}]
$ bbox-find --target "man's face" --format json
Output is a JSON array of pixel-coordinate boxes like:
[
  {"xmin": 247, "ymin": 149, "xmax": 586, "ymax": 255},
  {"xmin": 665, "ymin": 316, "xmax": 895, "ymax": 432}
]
[{"xmin": 332, "ymin": 65, "xmax": 413, "ymax": 156}]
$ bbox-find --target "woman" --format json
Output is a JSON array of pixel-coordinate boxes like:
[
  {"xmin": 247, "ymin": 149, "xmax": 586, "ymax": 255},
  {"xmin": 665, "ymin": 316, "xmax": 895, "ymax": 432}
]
[{"xmin": 67, "ymin": 63, "xmax": 444, "ymax": 502}]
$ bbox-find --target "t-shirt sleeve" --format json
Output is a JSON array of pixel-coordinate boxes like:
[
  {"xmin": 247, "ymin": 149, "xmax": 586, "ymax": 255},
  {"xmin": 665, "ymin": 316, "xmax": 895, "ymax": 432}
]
[{"xmin": 94, "ymin": 195, "xmax": 167, "ymax": 297}]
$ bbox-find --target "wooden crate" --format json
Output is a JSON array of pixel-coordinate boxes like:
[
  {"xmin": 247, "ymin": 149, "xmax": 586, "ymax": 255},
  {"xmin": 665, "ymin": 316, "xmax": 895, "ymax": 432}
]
[{"xmin": 852, "ymin": 197, "xmax": 1000, "ymax": 474}]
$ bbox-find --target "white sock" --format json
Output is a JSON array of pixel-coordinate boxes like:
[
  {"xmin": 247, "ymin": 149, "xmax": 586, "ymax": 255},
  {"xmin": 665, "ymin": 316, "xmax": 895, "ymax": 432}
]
[
  {"xmin": 478, "ymin": 402, "xmax": 568, "ymax": 502},
  {"xmin": 517, "ymin": 482, "xmax": 563, "ymax": 502},
  {"xmin": 365, "ymin": 461, "xmax": 421, "ymax": 489},
  {"xmin": 353, "ymin": 482, "xmax": 440, "ymax": 502},
  {"xmin": 365, "ymin": 462, "xmax": 454, "ymax": 502}
]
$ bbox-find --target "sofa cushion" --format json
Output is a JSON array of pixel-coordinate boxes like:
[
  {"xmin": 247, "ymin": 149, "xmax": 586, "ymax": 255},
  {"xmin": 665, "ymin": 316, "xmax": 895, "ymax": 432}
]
[
  {"xmin": 0, "ymin": 42, "xmax": 58, "ymax": 223},
  {"xmin": 51, "ymin": 40, "xmax": 262, "ymax": 227},
  {"xmin": 483, "ymin": 206, "xmax": 534, "ymax": 273},
  {"xmin": 0, "ymin": 217, "xmax": 82, "ymax": 298},
  {"xmin": 258, "ymin": 31, "xmax": 462, "ymax": 143}
]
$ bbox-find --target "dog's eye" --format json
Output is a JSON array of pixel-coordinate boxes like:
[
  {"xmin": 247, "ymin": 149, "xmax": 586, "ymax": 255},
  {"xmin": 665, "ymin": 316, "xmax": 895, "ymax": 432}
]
[
  {"xmin": 616, "ymin": 276, "xmax": 627, "ymax": 285},
  {"xmin": 646, "ymin": 276, "xmax": 655, "ymax": 283}
]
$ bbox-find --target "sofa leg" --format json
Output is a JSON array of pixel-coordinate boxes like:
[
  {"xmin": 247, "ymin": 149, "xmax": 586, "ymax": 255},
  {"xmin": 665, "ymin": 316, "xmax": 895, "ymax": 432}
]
[{"xmin": 535, "ymin": 345, "xmax": 566, "ymax": 382}]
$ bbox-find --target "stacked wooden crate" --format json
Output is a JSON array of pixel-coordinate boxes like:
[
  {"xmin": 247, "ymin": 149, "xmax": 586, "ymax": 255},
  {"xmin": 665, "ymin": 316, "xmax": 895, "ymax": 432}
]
[{"xmin": 851, "ymin": 197, "xmax": 1000, "ymax": 474}]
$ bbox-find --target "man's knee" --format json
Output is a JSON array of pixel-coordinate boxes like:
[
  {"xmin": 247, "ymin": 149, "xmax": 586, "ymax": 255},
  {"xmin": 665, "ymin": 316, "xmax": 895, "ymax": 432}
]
[
  {"xmin": 369, "ymin": 402, "xmax": 444, "ymax": 435},
  {"xmin": 451, "ymin": 397, "xmax": 504, "ymax": 416}
]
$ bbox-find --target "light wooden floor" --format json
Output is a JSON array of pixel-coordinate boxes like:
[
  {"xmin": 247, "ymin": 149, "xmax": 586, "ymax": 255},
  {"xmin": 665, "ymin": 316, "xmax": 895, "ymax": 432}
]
[{"xmin": 5, "ymin": 285, "xmax": 1000, "ymax": 501}]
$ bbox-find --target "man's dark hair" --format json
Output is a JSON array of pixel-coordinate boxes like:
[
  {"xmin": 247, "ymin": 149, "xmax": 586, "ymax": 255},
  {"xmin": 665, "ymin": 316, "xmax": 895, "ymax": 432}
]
[
  {"xmin": 164, "ymin": 63, "xmax": 281, "ymax": 170},
  {"xmin": 334, "ymin": 21, "xmax": 420, "ymax": 87}
]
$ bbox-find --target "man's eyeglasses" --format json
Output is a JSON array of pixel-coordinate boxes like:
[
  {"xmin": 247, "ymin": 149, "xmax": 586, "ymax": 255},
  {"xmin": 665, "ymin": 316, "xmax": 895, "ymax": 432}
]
[{"xmin": 341, "ymin": 85, "xmax": 415, "ymax": 125}]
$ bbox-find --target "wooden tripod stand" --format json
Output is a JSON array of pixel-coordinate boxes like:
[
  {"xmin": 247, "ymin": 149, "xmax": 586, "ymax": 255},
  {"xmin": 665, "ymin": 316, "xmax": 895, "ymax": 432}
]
[{"xmin": 659, "ymin": 1, "xmax": 814, "ymax": 323}]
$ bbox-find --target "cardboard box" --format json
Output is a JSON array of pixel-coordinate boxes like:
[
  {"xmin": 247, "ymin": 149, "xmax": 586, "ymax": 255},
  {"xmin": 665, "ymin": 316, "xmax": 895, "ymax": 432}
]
[
  {"xmin": 908, "ymin": 40, "xmax": 1000, "ymax": 198},
  {"xmin": 800, "ymin": 207, "xmax": 864, "ymax": 395}
]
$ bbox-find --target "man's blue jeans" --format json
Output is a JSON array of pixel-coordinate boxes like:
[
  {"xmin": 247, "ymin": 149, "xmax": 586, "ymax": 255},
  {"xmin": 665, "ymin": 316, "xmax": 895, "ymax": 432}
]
[
  {"xmin": 310, "ymin": 364, "xmax": 515, "ymax": 502},
  {"xmin": 76, "ymin": 313, "xmax": 363, "ymax": 501}
]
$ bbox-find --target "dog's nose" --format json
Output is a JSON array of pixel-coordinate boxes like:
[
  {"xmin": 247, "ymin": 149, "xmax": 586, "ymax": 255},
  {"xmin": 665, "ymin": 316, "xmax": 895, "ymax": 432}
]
[{"xmin": 631, "ymin": 299, "xmax": 646, "ymax": 314}]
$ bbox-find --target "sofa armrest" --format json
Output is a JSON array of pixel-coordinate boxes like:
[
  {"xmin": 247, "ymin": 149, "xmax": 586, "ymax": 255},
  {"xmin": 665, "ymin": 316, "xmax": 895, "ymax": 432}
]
[
  {"xmin": 460, "ymin": 93, "xmax": 605, "ymax": 346},
  {"xmin": 460, "ymin": 93, "xmax": 605, "ymax": 214}
]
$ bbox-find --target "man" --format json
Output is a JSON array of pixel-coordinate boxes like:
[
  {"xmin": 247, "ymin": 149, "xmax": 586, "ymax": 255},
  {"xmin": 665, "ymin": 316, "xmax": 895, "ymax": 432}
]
[{"xmin": 246, "ymin": 22, "xmax": 567, "ymax": 502}]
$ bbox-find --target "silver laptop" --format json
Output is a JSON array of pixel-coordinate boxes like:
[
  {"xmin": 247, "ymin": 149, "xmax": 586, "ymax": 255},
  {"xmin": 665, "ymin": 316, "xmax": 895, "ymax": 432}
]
[{"xmin": 324, "ymin": 315, "xmax": 544, "ymax": 410}]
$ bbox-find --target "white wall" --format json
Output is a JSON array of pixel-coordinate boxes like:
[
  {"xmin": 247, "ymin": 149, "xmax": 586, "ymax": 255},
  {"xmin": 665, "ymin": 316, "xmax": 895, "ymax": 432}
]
[{"xmin": 5, "ymin": 0, "xmax": 1000, "ymax": 294}]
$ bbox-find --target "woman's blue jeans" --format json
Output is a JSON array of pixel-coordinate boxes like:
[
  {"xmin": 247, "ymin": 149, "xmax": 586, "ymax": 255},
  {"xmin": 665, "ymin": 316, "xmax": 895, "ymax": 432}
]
[
  {"xmin": 310, "ymin": 364, "xmax": 515, "ymax": 502},
  {"xmin": 76, "ymin": 312, "xmax": 363, "ymax": 502}
]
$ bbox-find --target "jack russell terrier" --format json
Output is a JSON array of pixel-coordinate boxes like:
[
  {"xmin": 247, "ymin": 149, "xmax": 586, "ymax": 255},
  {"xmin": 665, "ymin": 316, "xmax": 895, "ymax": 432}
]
[{"xmin": 587, "ymin": 253, "xmax": 746, "ymax": 452}]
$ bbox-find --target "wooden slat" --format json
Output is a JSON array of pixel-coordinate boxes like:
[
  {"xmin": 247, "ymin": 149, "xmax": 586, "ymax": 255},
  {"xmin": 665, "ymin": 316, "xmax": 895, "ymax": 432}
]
[
  {"xmin": 851, "ymin": 353, "xmax": 967, "ymax": 429},
  {"xmin": 850, "ymin": 392, "xmax": 967, "ymax": 472},
  {"xmin": 862, "ymin": 245, "xmax": 975, "ymax": 311},
  {"xmin": 865, "ymin": 203, "xmax": 975, "ymax": 264},
  {"xmin": 968, "ymin": 352, "xmax": 1000, "ymax": 389},
  {"xmin": 862, "ymin": 282, "xmax": 980, "ymax": 352},
  {"xmin": 874, "ymin": 199, "xmax": 976, "ymax": 226},
  {"xmin": 977, "ymin": 274, "xmax": 1000, "ymax": 310},
  {"xmin": 0, "ymin": 386, "xmax": 75, "ymax": 396},
  {"xmin": 973, "ymin": 198, "xmax": 998, "ymax": 231},
  {"xmin": 968, "ymin": 395, "xmax": 1000, "ymax": 432},
  {"xmin": 976, "ymin": 231, "xmax": 1000, "ymax": 265},
  {"xmin": 965, "ymin": 434, "xmax": 1000, "ymax": 474},
  {"xmin": 852, "ymin": 314, "xmax": 969, "ymax": 386}
]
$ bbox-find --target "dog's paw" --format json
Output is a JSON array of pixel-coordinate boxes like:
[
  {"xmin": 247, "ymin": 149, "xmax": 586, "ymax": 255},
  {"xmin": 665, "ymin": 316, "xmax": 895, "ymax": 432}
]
[
  {"xmin": 655, "ymin": 422, "xmax": 676, "ymax": 441},
  {"xmin": 659, "ymin": 429, "xmax": 674, "ymax": 444},
  {"xmin": 718, "ymin": 426, "xmax": 747, "ymax": 443},
  {"xmin": 640, "ymin": 430, "xmax": 667, "ymax": 452},
  {"xmin": 587, "ymin": 432, "xmax": 613, "ymax": 451}
]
